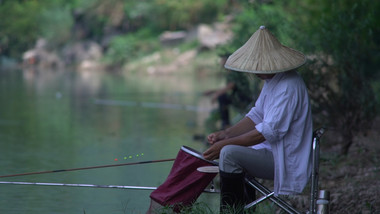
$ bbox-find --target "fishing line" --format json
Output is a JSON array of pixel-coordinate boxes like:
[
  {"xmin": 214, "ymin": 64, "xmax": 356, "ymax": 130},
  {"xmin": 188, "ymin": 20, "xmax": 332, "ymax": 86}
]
[
  {"xmin": 94, "ymin": 99, "xmax": 212, "ymax": 112},
  {"xmin": 0, "ymin": 158, "xmax": 175, "ymax": 178}
]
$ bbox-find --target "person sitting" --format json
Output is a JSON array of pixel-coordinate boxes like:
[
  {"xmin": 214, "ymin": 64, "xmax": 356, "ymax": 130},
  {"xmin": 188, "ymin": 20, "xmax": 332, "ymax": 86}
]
[
  {"xmin": 203, "ymin": 25, "xmax": 313, "ymax": 213},
  {"xmin": 203, "ymin": 53, "xmax": 253, "ymax": 129}
]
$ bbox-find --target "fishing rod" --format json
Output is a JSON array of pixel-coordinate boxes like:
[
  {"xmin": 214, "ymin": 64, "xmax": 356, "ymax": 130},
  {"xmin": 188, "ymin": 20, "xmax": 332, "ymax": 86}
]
[
  {"xmin": 0, "ymin": 181, "xmax": 219, "ymax": 193},
  {"xmin": 0, "ymin": 158, "xmax": 175, "ymax": 178},
  {"xmin": 0, "ymin": 181, "xmax": 156, "ymax": 190}
]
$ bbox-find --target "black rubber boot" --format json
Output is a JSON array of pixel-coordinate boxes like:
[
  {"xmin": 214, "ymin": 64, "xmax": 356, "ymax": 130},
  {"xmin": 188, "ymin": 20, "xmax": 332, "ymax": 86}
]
[{"xmin": 219, "ymin": 171, "xmax": 245, "ymax": 214}]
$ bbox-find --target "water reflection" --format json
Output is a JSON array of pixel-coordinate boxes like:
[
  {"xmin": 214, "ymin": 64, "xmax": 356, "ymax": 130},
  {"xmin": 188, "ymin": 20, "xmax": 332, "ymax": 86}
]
[{"xmin": 0, "ymin": 66, "xmax": 221, "ymax": 213}]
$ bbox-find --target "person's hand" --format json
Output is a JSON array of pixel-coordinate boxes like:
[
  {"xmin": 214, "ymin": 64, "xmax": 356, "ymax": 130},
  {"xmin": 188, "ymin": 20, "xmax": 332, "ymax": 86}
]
[
  {"xmin": 203, "ymin": 141, "xmax": 226, "ymax": 160},
  {"xmin": 202, "ymin": 90, "xmax": 215, "ymax": 96},
  {"xmin": 207, "ymin": 130, "xmax": 227, "ymax": 144}
]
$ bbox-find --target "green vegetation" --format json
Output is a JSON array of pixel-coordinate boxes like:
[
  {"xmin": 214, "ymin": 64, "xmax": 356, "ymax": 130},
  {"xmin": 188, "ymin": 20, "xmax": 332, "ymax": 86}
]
[
  {"xmin": 227, "ymin": 0, "xmax": 380, "ymax": 154},
  {"xmin": 297, "ymin": 0, "xmax": 380, "ymax": 154},
  {"xmin": 0, "ymin": 0, "xmax": 77, "ymax": 58},
  {"xmin": 103, "ymin": 28, "xmax": 161, "ymax": 66},
  {"xmin": 1, "ymin": 1, "xmax": 380, "ymax": 212},
  {"xmin": 0, "ymin": 0, "xmax": 379, "ymax": 153},
  {"xmin": 0, "ymin": 0, "xmax": 228, "ymax": 60},
  {"xmin": 152, "ymin": 201, "xmax": 276, "ymax": 214}
]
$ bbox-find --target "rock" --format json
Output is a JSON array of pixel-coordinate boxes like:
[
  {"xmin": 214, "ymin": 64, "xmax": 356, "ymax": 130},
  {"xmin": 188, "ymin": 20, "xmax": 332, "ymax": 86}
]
[
  {"xmin": 159, "ymin": 31, "xmax": 187, "ymax": 46},
  {"xmin": 22, "ymin": 38, "xmax": 64, "ymax": 69},
  {"xmin": 145, "ymin": 49, "xmax": 196, "ymax": 75},
  {"xmin": 62, "ymin": 41, "xmax": 103, "ymax": 65},
  {"xmin": 197, "ymin": 22, "xmax": 233, "ymax": 49},
  {"xmin": 77, "ymin": 59, "xmax": 104, "ymax": 71}
]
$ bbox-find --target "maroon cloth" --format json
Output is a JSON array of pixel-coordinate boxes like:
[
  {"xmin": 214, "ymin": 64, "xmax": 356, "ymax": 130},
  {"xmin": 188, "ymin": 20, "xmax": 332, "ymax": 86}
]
[{"xmin": 150, "ymin": 146, "xmax": 217, "ymax": 212}]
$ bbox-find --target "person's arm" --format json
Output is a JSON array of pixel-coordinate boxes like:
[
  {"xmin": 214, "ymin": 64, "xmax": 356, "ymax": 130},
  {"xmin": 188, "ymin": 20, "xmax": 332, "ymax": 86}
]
[
  {"xmin": 210, "ymin": 82, "xmax": 235, "ymax": 102},
  {"xmin": 207, "ymin": 116, "xmax": 256, "ymax": 144},
  {"xmin": 224, "ymin": 116, "xmax": 256, "ymax": 138},
  {"xmin": 203, "ymin": 82, "xmax": 235, "ymax": 99},
  {"xmin": 203, "ymin": 128, "xmax": 265, "ymax": 160}
]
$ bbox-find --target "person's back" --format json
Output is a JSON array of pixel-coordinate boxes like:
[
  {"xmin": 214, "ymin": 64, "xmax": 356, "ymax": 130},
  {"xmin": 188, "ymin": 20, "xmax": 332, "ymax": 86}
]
[{"xmin": 249, "ymin": 70, "xmax": 313, "ymax": 195}]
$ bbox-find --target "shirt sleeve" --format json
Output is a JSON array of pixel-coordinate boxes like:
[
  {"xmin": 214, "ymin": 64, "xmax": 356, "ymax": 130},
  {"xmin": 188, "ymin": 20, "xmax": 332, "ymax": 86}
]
[{"xmin": 256, "ymin": 88, "xmax": 297, "ymax": 144}]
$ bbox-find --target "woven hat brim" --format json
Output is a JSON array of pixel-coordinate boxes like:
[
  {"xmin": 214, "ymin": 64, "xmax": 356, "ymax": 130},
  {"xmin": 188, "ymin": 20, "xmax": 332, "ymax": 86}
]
[
  {"xmin": 224, "ymin": 27, "xmax": 306, "ymax": 74},
  {"xmin": 224, "ymin": 55, "xmax": 306, "ymax": 74}
]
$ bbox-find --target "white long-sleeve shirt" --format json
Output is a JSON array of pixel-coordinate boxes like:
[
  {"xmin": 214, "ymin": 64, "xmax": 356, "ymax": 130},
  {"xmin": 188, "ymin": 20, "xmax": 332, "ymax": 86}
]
[{"xmin": 246, "ymin": 70, "xmax": 313, "ymax": 195}]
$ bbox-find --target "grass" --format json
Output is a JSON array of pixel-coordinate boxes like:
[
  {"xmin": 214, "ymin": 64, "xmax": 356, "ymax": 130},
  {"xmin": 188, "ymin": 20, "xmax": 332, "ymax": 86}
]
[{"xmin": 151, "ymin": 201, "xmax": 278, "ymax": 214}]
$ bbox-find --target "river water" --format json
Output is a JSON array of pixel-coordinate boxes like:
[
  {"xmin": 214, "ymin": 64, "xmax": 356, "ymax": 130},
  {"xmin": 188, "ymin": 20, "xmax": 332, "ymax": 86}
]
[{"xmin": 0, "ymin": 67, "xmax": 223, "ymax": 214}]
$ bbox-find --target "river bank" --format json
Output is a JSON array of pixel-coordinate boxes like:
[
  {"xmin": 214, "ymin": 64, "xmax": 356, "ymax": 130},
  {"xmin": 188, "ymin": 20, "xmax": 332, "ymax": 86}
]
[{"xmin": 287, "ymin": 117, "xmax": 380, "ymax": 213}]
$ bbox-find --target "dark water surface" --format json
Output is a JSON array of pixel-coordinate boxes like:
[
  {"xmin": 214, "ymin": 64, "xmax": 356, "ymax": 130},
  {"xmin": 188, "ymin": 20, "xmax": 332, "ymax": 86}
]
[{"xmin": 0, "ymin": 68, "xmax": 221, "ymax": 214}]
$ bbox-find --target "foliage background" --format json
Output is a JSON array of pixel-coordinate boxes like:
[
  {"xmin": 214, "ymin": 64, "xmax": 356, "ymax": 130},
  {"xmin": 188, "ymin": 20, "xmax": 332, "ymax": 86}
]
[
  {"xmin": 1, "ymin": 0, "xmax": 379, "ymax": 157},
  {"xmin": 1, "ymin": 0, "xmax": 380, "ymax": 212}
]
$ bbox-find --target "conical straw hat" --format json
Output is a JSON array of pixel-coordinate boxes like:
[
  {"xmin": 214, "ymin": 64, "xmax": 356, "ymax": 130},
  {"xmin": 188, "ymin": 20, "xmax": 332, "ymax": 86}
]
[{"xmin": 224, "ymin": 26, "xmax": 306, "ymax": 74}]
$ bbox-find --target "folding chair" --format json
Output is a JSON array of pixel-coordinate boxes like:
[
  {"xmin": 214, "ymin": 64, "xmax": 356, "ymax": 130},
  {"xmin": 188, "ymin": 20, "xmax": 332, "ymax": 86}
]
[{"xmin": 244, "ymin": 127, "xmax": 326, "ymax": 214}]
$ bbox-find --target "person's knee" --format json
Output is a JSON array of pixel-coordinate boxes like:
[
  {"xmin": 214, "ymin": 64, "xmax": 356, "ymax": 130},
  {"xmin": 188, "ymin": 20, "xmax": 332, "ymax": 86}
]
[
  {"xmin": 220, "ymin": 145, "xmax": 236, "ymax": 161},
  {"xmin": 220, "ymin": 145, "xmax": 242, "ymax": 173}
]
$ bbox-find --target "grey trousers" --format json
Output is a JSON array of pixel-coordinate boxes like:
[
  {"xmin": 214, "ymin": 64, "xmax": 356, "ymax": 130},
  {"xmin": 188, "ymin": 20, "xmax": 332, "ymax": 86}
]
[{"xmin": 219, "ymin": 145, "xmax": 275, "ymax": 180}]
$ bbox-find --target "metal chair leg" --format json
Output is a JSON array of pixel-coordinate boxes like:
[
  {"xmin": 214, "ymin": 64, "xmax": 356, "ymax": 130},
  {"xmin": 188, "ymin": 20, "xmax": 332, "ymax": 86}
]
[
  {"xmin": 244, "ymin": 128, "xmax": 327, "ymax": 214},
  {"xmin": 309, "ymin": 127, "xmax": 326, "ymax": 214},
  {"xmin": 244, "ymin": 178, "xmax": 300, "ymax": 214}
]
